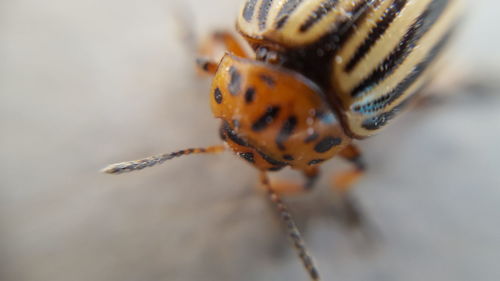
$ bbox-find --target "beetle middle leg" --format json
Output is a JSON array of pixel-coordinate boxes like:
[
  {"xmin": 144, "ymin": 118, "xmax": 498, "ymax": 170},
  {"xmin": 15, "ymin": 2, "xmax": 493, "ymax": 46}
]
[{"xmin": 330, "ymin": 144, "xmax": 367, "ymax": 227}]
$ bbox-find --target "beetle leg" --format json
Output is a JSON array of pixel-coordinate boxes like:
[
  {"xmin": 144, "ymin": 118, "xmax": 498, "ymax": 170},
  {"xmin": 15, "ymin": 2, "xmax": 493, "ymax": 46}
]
[
  {"xmin": 303, "ymin": 166, "xmax": 320, "ymax": 190},
  {"xmin": 261, "ymin": 166, "xmax": 320, "ymax": 195},
  {"xmin": 331, "ymin": 144, "xmax": 366, "ymax": 227},
  {"xmin": 199, "ymin": 31, "xmax": 250, "ymax": 58},
  {"xmin": 195, "ymin": 57, "xmax": 219, "ymax": 74},
  {"xmin": 196, "ymin": 31, "xmax": 250, "ymax": 75},
  {"xmin": 333, "ymin": 144, "xmax": 366, "ymax": 192}
]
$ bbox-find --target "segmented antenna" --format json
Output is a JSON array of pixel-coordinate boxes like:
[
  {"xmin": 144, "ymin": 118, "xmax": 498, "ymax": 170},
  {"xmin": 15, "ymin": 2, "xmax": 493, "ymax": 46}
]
[
  {"xmin": 260, "ymin": 173, "xmax": 321, "ymax": 281},
  {"xmin": 104, "ymin": 148, "xmax": 320, "ymax": 280},
  {"xmin": 102, "ymin": 145, "xmax": 225, "ymax": 174}
]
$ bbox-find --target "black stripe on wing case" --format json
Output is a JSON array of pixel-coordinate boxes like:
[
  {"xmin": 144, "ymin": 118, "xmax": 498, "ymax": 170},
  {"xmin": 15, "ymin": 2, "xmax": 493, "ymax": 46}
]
[
  {"xmin": 243, "ymin": 0, "xmax": 258, "ymax": 22},
  {"xmin": 353, "ymin": 27, "xmax": 455, "ymax": 115},
  {"xmin": 259, "ymin": 0, "xmax": 274, "ymax": 30},
  {"xmin": 299, "ymin": 0, "xmax": 339, "ymax": 32},
  {"xmin": 276, "ymin": 0, "xmax": 304, "ymax": 29},
  {"xmin": 350, "ymin": 0, "xmax": 449, "ymax": 98},
  {"xmin": 360, "ymin": 95, "xmax": 412, "ymax": 130},
  {"xmin": 345, "ymin": 0, "xmax": 408, "ymax": 73}
]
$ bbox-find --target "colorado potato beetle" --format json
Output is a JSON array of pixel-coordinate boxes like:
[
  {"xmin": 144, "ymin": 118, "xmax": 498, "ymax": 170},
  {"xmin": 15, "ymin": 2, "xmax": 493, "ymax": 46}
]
[{"xmin": 103, "ymin": 0, "xmax": 461, "ymax": 280}]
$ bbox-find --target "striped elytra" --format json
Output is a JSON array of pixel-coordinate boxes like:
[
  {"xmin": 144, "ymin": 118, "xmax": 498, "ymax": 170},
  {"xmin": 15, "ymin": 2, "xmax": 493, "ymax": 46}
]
[{"xmin": 237, "ymin": 0, "xmax": 461, "ymax": 137}]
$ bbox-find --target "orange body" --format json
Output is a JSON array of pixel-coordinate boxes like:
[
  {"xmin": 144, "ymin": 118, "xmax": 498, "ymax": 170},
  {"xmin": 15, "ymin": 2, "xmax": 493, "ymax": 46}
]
[{"xmin": 211, "ymin": 54, "xmax": 350, "ymax": 171}]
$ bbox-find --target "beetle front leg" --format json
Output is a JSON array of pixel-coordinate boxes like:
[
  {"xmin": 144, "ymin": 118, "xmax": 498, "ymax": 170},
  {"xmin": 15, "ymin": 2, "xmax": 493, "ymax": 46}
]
[
  {"xmin": 258, "ymin": 166, "xmax": 320, "ymax": 195},
  {"xmin": 199, "ymin": 31, "xmax": 250, "ymax": 58},
  {"xmin": 195, "ymin": 57, "xmax": 219, "ymax": 74},
  {"xmin": 196, "ymin": 31, "xmax": 250, "ymax": 75}
]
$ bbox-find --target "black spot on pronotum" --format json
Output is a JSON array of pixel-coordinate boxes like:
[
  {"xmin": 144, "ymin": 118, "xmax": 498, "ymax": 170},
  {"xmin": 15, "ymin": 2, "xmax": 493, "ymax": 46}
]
[
  {"xmin": 214, "ymin": 88, "xmax": 223, "ymax": 104},
  {"xmin": 283, "ymin": 154, "xmax": 295, "ymax": 161},
  {"xmin": 308, "ymin": 159, "xmax": 325, "ymax": 165},
  {"xmin": 268, "ymin": 166, "xmax": 284, "ymax": 171},
  {"xmin": 222, "ymin": 121, "xmax": 249, "ymax": 147},
  {"xmin": 275, "ymin": 116, "xmax": 297, "ymax": 151},
  {"xmin": 239, "ymin": 152, "xmax": 255, "ymax": 163},
  {"xmin": 252, "ymin": 106, "xmax": 281, "ymax": 132},
  {"xmin": 259, "ymin": 74, "xmax": 276, "ymax": 87},
  {"xmin": 314, "ymin": 136, "xmax": 341, "ymax": 153},
  {"xmin": 228, "ymin": 66, "xmax": 242, "ymax": 95},
  {"xmin": 304, "ymin": 132, "xmax": 319, "ymax": 143},
  {"xmin": 257, "ymin": 150, "xmax": 287, "ymax": 167},
  {"xmin": 245, "ymin": 87, "xmax": 256, "ymax": 104}
]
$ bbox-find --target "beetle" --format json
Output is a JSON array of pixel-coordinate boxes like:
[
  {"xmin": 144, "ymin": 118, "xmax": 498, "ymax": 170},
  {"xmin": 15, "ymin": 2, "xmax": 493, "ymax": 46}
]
[{"xmin": 102, "ymin": 0, "xmax": 461, "ymax": 280}]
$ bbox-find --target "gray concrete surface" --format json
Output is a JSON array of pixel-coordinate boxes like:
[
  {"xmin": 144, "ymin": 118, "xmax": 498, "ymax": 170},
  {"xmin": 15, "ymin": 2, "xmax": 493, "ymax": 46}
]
[{"xmin": 1, "ymin": 0, "xmax": 499, "ymax": 281}]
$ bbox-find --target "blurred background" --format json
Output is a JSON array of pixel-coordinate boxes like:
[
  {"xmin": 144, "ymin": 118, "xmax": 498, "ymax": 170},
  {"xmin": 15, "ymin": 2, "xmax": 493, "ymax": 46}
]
[{"xmin": 1, "ymin": 0, "xmax": 499, "ymax": 280}]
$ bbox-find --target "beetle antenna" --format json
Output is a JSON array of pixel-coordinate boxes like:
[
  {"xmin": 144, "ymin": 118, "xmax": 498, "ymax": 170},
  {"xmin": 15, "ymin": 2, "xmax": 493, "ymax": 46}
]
[
  {"xmin": 260, "ymin": 173, "xmax": 321, "ymax": 281},
  {"xmin": 102, "ymin": 145, "xmax": 225, "ymax": 175}
]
